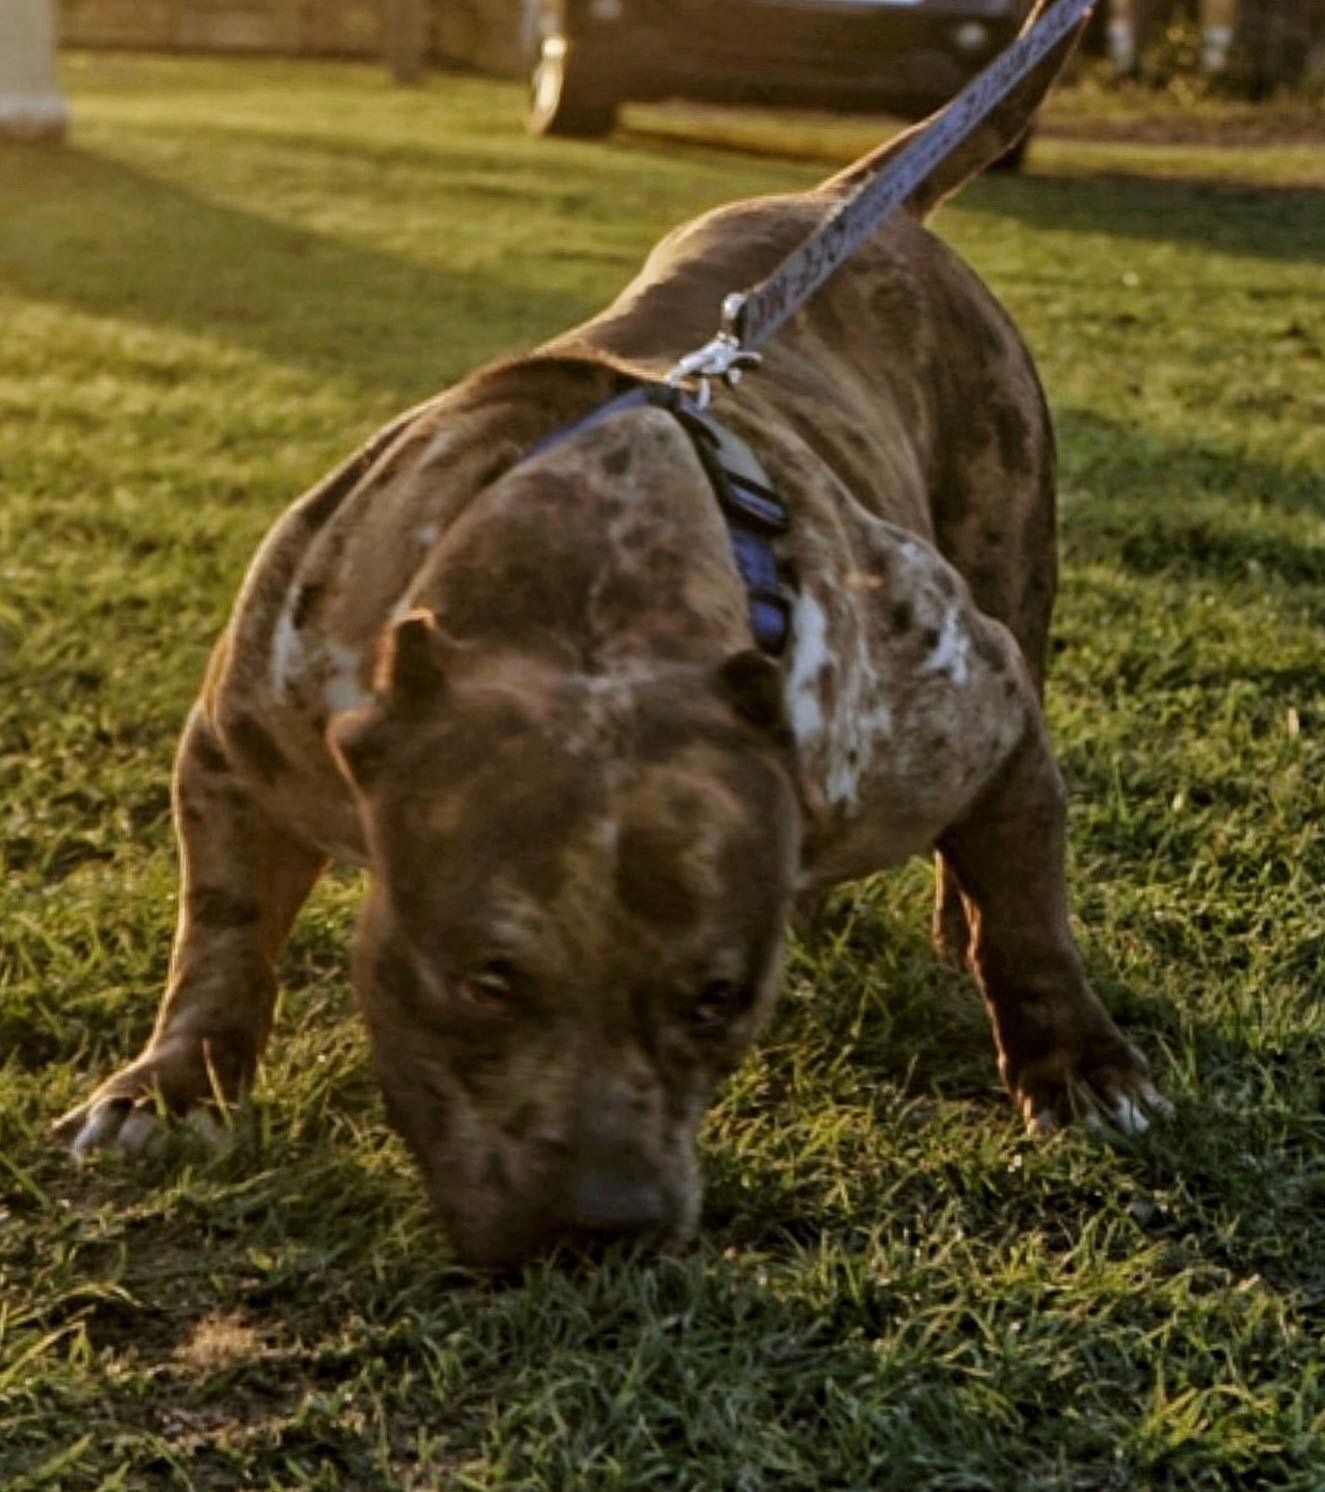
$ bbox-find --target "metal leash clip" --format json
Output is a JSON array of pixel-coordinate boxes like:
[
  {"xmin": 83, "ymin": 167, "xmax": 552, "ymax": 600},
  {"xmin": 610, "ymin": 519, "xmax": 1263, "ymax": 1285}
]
[{"xmin": 665, "ymin": 293, "xmax": 762, "ymax": 409}]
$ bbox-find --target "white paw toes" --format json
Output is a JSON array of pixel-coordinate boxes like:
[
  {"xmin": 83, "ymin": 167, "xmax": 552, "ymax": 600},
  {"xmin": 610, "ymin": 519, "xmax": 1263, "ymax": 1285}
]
[
  {"xmin": 116, "ymin": 1108, "xmax": 162, "ymax": 1155},
  {"xmin": 1022, "ymin": 1080, "xmax": 1173, "ymax": 1140},
  {"xmin": 1109, "ymin": 1094, "xmax": 1150, "ymax": 1136},
  {"xmin": 70, "ymin": 1099, "xmax": 131, "ymax": 1158},
  {"xmin": 1106, "ymin": 1080, "xmax": 1175, "ymax": 1136},
  {"xmin": 62, "ymin": 1098, "xmax": 227, "ymax": 1158},
  {"xmin": 1139, "ymin": 1081, "xmax": 1175, "ymax": 1122}
]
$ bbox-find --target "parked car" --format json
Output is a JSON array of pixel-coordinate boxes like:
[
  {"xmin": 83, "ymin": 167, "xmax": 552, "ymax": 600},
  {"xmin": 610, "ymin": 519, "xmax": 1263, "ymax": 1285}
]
[{"xmin": 523, "ymin": 0, "xmax": 1036, "ymax": 156}]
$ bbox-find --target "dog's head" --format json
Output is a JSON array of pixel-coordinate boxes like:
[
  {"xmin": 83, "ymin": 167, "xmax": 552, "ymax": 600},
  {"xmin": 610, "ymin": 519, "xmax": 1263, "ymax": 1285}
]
[{"xmin": 329, "ymin": 612, "xmax": 800, "ymax": 1268}]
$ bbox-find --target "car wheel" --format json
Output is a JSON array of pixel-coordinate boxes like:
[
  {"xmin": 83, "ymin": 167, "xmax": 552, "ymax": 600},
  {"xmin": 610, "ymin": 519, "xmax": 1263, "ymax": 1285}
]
[{"xmin": 524, "ymin": 0, "xmax": 618, "ymax": 139}]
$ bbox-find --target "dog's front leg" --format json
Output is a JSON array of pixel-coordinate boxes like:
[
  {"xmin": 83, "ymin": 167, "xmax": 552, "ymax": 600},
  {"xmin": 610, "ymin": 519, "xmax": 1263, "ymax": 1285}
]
[
  {"xmin": 938, "ymin": 721, "xmax": 1166, "ymax": 1136},
  {"xmin": 54, "ymin": 708, "xmax": 326, "ymax": 1155}
]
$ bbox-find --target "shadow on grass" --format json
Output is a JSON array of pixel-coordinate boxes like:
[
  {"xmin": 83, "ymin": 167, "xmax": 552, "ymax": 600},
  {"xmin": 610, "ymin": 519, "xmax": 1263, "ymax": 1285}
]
[
  {"xmin": 1106, "ymin": 515, "xmax": 1325, "ymax": 590},
  {"xmin": 0, "ymin": 146, "xmax": 587, "ymax": 399},
  {"xmin": 963, "ymin": 168, "xmax": 1324, "ymax": 263},
  {"xmin": 616, "ymin": 119, "xmax": 856, "ymax": 173},
  {"xmin": 1056, "ymin": 408, "xmax": 1325, "ymax": 587},
  {"xmin": 621, "ymin": 115, "xmax": 1324, "ymax": 266},
  {"xmin": 153, "ymin": 115, "xmax": 671, "ymax": 200}
]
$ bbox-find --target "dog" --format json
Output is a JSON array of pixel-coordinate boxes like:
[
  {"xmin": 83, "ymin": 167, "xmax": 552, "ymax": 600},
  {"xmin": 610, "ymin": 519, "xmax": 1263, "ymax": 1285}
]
[{"xmin": 56, "ymin": 2, "xmax": 1165, "ymax": 1268}]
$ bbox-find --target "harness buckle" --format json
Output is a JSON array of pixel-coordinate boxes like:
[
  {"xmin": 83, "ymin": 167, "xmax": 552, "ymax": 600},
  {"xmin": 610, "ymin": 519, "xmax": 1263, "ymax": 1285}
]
[
  {"xmin": 671, "ymin": 402, "xmax": 789, "ymax": 537},
  {"xmin": 665, "ymin": 294, "xmax": 762, "ymax": 409}
]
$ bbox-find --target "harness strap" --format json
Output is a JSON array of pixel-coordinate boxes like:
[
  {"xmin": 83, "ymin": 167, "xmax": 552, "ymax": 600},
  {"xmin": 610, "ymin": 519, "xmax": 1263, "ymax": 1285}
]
[{"xmin": 519, "ymin": 384, "xmax": 793, "ymax": 656}]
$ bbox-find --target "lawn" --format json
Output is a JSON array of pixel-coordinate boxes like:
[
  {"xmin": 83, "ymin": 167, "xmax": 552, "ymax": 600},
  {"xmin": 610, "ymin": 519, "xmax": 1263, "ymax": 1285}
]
[{"xmin": 1, "ymin": 51, "xmax": 1323, "ymax": 1491}]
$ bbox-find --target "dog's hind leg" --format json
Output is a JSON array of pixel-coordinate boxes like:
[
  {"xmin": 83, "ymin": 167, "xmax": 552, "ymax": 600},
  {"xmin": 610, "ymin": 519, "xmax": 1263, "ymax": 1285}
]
[
  {"xmin": 932, "ymin": 855, "xmax": 974, "ymax": 972},
  {"xmin": 53, "ymin": 707, "xmax": 326, "ymax": 1155}
]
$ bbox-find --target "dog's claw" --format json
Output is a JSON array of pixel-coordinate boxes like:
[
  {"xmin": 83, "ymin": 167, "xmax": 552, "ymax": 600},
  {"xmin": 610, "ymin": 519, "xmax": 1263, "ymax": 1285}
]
[
  {"xmin": 1100, "ymin": 1077, "xmax": 1174, "ymax": 1138},
  {"xmin": 1019, "ymin": 1065, "xmax": 1172, "ymax": 1142},
  {"xmin": 69, "ymin": 1098, "xmax": 131, "ymax": 1159},
  {"xmin": 56, "ymin": 1085, "xmax": 229, "ymax": 1160},
  {"xmin": 1139, "ymin": 1082, "xmax": 1175, "ymax": 1122},
  {"xmin": 54, "ymin": 1040, "xmax": 249, "ymax": 1162},
  {"xmin": 116, "ymin": 1108, "xmax": 161, "ymax": 1155},
  {"xmin": 1109, "ymin": 1094, "xmax": 1150, "ymax": 1136}
]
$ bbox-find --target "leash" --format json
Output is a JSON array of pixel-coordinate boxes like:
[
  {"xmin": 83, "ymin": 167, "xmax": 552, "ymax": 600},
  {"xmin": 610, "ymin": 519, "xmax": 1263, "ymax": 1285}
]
[
  {"xmin": 668, "ymin": 0, "xmax": 1097, "ymax": 403},
  {"xmin": 520, "ymin": 0, "xmax": 1096, "ymax": 656}
]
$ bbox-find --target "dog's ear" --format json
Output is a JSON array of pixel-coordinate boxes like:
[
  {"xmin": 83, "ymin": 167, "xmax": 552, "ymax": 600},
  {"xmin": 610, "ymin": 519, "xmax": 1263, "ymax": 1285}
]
[
  {"xmin": 376, "ymin": 608, "xmax": 451, "ymax": 707},
  {"xmin": 328, "ymin": 611, "xmax": 452, "ymax": 785},
  {"xmin": 714, "ymin": 650, "xmax": 791, "ymax": 745}
]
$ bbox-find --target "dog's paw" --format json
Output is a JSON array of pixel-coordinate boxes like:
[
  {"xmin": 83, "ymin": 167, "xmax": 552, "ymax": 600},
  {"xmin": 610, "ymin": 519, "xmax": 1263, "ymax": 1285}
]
[
  {"xmin": 53, "ymin": 1094, "xmax": 228, "ymax": 1159},
  {"xmin": 51, "ymin": 1046, "xmax": 237, "ymax": 1158},
  {"xmin": 53, "ymin": 1094, "xmax": 154, "ymax": 1158},
  {"xmin": 1014, "ymin": 1042, "xmax": 1172, "ymax": 1140}
]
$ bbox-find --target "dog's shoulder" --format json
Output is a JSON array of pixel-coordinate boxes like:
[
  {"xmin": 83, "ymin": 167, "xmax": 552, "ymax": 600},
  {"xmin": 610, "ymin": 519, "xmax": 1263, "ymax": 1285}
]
[{"xmin": 788, "ymin": 516, "xmax": 1034, "ymax": 882}]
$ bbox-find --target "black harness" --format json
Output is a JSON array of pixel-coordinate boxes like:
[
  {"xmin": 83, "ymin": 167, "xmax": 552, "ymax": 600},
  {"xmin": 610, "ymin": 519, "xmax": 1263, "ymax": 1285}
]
[{"xmin": 522, "ymin": 383, "xmax": 795, "ymax": 656}]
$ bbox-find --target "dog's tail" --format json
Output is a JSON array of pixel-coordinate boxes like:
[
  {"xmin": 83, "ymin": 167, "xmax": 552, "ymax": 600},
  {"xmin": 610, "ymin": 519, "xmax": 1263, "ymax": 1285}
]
[{"xmin": 821, "ymin": 0, "xmax": 1090, "ymax": 218}]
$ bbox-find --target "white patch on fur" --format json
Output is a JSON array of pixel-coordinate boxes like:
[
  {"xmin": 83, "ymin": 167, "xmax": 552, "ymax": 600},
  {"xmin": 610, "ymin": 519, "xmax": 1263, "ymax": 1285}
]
[
  {"xmin": 785, "ymin": 587, "xmax": 904, "ymax": 811},
  {"xmin": 792, "ymin": 689, "xmax": 824, "ymax": 742},
  {"xmin": 920, "ymin": 607, "xmax": 970, "ymax": 686},
  {"xmin": 420, "ymin": 427, "xmax": 463, "ymax": 467},
  {"xmin": 606, "ymin": 506, "xmax": 643, "ymax": 553},
  {"xmin": 785, "ymin": 592, "xmax": 830, "ymax": 747},
  {"xmin": 824, "ymin": 694, "xmax": 891, "ymax": 808},
  {"xmin": 270, "ymin": 610, "xmax": 302, "ymax": 701},
  {"xmin": 323, "ymin": 643, "xmax": 369, "ymax": 716},
  {"xmin": 588, "ymin": 814, "xmax": 620, "ymax": 858},
  {"xmin": 415, "ymin": 523, "xmax": 440, "ymax": 547}
]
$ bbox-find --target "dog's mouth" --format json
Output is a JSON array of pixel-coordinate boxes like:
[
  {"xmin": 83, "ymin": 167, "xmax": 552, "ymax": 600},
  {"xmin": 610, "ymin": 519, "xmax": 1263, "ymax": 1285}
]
[
  {"xmin": 446, "ymin": 1219, "xmax": 692, "ymax": 1275},
  {"xmin": 434, "ymin": 1172, "xmax": 699, "ymax": 1272}
]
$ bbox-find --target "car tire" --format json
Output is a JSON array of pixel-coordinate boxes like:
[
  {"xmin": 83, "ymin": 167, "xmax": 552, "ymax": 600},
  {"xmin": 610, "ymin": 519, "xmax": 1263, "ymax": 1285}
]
[{"xmin": 524, "ymin": 0, "xmax": 618, "ymax": 139}]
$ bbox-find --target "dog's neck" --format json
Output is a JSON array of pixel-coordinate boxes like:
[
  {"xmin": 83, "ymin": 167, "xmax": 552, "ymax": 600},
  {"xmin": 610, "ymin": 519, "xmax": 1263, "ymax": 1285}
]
[{"xmin": 408, "ymin": 405, "xmax": 756, "ymax": 678}]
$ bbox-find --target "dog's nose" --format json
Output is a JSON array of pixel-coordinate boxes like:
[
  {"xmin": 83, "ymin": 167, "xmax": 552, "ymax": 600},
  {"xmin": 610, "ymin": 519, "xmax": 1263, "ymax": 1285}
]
[{"xmin": 565, "ymin": 1165, "xmax": 666, "ymax": 1236}]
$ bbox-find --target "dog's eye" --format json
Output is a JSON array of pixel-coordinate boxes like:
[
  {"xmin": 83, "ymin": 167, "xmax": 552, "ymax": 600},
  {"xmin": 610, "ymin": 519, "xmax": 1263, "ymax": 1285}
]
[
  {"xmin": 454, "ymin": 962, "xmax": 518, "ymax": 1015},
  {"xmin": 689, "ymin": 979, "xmax": 748, "ymax": 1034}
]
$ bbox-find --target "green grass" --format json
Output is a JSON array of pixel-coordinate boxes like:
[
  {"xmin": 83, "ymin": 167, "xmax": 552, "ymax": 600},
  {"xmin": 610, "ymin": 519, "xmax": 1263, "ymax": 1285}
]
[{"xmin": 2, "ymin": 52, "xmax": 1323, "ymax": 1490}]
